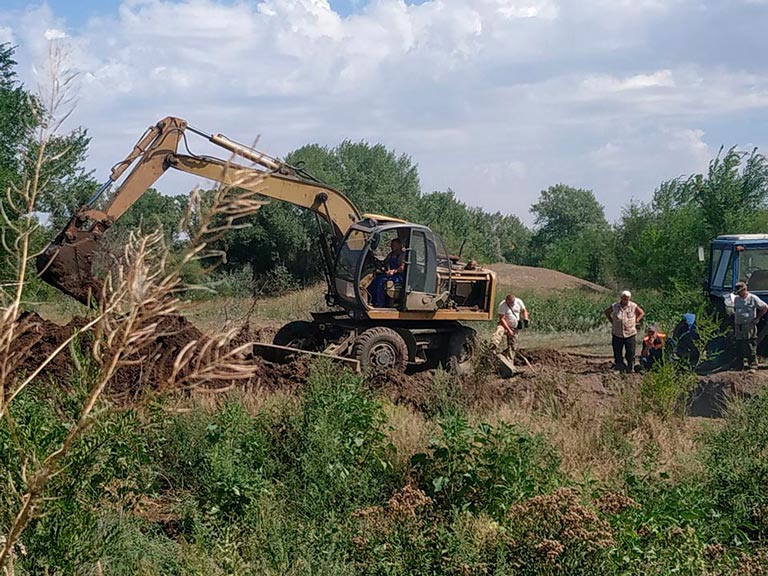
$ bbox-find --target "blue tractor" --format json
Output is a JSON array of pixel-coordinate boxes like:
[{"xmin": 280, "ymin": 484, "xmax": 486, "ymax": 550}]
[
  {"xmin": 707, "ymin": 235, "xmax": 768, "ymax": 324},
  {"xmin": 698, "ymin": 234, "xmax": 768, "ymax": 370}
]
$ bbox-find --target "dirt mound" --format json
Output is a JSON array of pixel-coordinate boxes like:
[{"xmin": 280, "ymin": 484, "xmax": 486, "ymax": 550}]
[
  {"xmin": 687, "ymin": 372, "xmax": 767, "ymax": 418},
  {"xmin": 365, "ymin": 369, "xmax": 439, "ymax": 411},
  {"xmin": 14, "ymin": 310, "xmax": 768, "ymax": 418},
  {"xmin": 16, "ymin": 311, "xmax": 91, "ymax": 385},
  {"xmin": 248, "ymin": 355, "xmax": 312, "ymax": 393},
  {"xmin": 488, "ymin": 263, "xmax": 609, "ymax": 294},
  {"xmin": 13, "ymin": 311, "xmax": 315, "ymax": 399},
  {"xmin": 520, "ymin": 349, "xmax": 612, "ymax": 374}
]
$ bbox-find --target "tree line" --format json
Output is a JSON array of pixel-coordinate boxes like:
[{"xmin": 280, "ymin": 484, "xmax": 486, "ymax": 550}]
[{"xmin": 3, "ymin": 42, "xmax": 768, "ymax": 297}]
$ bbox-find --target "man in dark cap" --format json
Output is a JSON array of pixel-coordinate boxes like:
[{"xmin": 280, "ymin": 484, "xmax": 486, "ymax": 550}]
[{"xmin": 733, "ymin": 281, "xmax": 768, "ymax": 372}]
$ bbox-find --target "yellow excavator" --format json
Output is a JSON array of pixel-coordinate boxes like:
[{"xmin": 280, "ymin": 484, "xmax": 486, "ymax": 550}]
[{"xmin": 37, "ymin": 116, "xmax": 497, "ymax": 372}]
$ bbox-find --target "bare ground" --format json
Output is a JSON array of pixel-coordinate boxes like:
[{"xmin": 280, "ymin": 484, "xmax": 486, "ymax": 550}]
[{"xmin": 13, "ymin": 312, "xmax": 767, "ymax": 419}]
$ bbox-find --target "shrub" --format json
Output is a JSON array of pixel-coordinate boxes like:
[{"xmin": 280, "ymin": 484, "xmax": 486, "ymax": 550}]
[
  {"xmin": 290, "ymin": 363, "xmax": 399, "ymax": 517},
  {"xmin": 505, "ymin": 488, "xmax": 615, "ymax": 575},
  {"xmin": 701, "ymin": 391, "xmax": 768, "ymax": 542},
  {"xmin": 640, "ymin": 361, "xmax": 698, "ymax": 418},
  {"xmin": 151, "ymin": 401, "xmax": 271, "ymax": 520},
  {"xmin": 411, "ymin": 416, "xmax": 561, "ymax": 517}
]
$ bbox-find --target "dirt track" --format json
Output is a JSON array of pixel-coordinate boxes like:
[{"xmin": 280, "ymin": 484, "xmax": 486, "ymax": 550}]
[{"xmin": 13, "ymin": 313, "xmax": 767, "ymax": 417}]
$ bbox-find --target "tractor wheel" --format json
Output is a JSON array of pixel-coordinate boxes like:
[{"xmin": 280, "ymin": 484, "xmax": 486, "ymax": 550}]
[
  {"xmin": 444, "ymin": 329, "xmax": 477, "ymax": 376},
  {"xmin": 353, "ymin": 327, "xmax": 409, "ymax": 372},
  {"xmin": 273, "ymin": 321, "xmax": 321, "ymax": 351}
]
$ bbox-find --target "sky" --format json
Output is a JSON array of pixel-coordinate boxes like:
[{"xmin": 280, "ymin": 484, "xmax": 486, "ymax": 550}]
[{"xmin": 1, "ymin": 0, "xmax": 768, "ymax": 225}]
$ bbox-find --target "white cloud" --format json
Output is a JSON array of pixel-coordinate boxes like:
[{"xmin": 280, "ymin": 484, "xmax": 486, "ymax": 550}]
[
  {"xmin": 0, "ymin": 0, "xmax": 766, "ymax": 225},
  {"xmin": 0, "ymin": 26, "xmax": 14, "ymax": 44},
  {"xmin": 44, "ymin": 28, "xmax": 67, "ymax": 40}
]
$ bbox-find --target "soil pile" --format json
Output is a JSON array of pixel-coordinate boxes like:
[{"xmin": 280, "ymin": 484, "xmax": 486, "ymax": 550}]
[
  {"xmin": 16, "ymin": 311, "xmax": 91, "ymax": 385},
  {"xmin": 11, "ymin": 311, "xmax": 768, "ymax": 417},
  {"xmin": 489, "ymin": 263, "xmax": 609, "ymax": 294}
]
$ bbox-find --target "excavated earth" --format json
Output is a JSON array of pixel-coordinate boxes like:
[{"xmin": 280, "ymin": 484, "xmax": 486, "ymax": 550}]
[{"xmin": 12, "ymin": 313, "xmax": 768, "ymax": 417}]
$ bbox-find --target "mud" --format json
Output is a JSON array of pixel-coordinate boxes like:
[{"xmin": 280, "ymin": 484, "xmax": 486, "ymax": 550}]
[
  {"xmin": 12, "ymin": 312, "xmax": 314, "ymax": 398},
  {"xmin": 11, "ymin": 313, "xmax": 768, "ymax": 417}
]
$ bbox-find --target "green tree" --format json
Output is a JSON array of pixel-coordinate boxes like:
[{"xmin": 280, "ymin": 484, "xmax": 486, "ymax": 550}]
[
  {"xmin": 530, "ymin": 184, "xmax": 609, "ymax": 247},
  {"xmin": 0, "ymin": 43, "xmax": 35, "ymax": 198},
  {"xmin": 418, "ymin": 190, "xmax": 530, "ymax": 263},
  {"xmin": 109, "ymin": 188, "xmax": 186, "ymax": 240},
  {"xmin": 331, "ymin": 140, "xmax": 421, "ymax": 220},
  {"xmin": 616, "ymin": 147, "xmax": 768, "ymax": 290},
  {"xmin": 528, "ymin": 184, "xmax": 614, "ymax": 283},
  {"xmin": 0, "ymin": 43, "xmax": 96, "ymax": 298}
]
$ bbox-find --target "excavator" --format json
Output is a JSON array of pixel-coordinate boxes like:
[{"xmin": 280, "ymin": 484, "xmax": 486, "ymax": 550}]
[{"xmin": 36, "ymin": 116, "xmax": 497, "ymax": 372}]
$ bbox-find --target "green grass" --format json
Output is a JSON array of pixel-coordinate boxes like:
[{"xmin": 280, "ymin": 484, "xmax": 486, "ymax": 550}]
[{"xmin": 4, "ymin": 359, "xmax": 768, "ymax": 574}]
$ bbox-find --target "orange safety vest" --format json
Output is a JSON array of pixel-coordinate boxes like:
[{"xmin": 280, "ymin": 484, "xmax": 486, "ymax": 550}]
[{"xmin": 642, "ymin": 333, "xmax": 666, "ymax": 352}]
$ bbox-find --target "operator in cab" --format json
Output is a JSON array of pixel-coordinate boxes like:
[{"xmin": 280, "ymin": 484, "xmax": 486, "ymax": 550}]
[{"xmin": 369, "ymin": 238, "xmax": 406, "ymax": 307}]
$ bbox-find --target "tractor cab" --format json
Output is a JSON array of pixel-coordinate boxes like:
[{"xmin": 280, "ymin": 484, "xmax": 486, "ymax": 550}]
[
  {"xmin": 333, "ymin": 217, "xmax": 454, "ymax": 314},
  {"xmin": 707, "ymin": 234, "xmax": 768, "ymax": 314}
]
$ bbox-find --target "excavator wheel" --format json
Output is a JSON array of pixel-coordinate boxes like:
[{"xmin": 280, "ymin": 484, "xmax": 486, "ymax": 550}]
[
  {"xmin": 445, "ymin": 329, "xmax": 477, "ymax": 376},
  {"xmin": 273, "ymin": 321, "xmax": 322, "ymax": 351},
  {"xmin": 353, "ymin": 327, "xmax": 408, "ymax": 372}
]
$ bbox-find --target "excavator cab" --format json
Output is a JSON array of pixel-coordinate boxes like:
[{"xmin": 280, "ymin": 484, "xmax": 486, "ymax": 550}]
[{"xmin": 333, "ymin": 218, "xmax": 453, "ymax": 313}]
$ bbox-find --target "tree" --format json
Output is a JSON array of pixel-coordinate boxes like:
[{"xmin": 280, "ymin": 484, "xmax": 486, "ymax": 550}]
[
  {"xmin": 616, "ymin": 147, "xmax": 768, "ymax": 290},
  {"xmin": 331, "ymin": 140, "xmax": 421, "ymax": 220},
  {"xmin": 418, "ymin": 190, "xmax": 530, "ymax": 263},
  {"xmin": 528, "ymin": 184, "xmax": 614, "ymax": 283},
  {"xmin": 0, "ymin": 43, "xmax": 35, "ymax": 198},
  {"xmin": 530, "ymin": 184, "xmax": 609, "ymax": 247},
  {"xmin": 109, "ymin": 188, "xmax": 186, "ymax": 240},
  {"xmin": 0, "ymin": 43, "xmax": 96, "ymax": 297}
]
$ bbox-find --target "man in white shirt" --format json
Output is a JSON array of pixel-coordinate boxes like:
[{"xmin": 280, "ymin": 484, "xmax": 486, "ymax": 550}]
[
  {"xmin": 733, "ymin": 281, "xmax": 768, "ymax": 371},
  {"xmin": 491, "ymin": 293, "xmax": 530, "ymax": 368}
]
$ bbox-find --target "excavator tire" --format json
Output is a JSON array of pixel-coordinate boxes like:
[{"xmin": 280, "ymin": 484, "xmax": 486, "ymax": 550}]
[
  {"xmin": 273, "ymin": 321, "xmax": 322, "ymax": 351},
  {"xmin": 353, "ymin": 327, "xmax": 408, "ymax": 372},
  {"xmin": 445, "ymin": 329, "xmax": 476, "ymax": 376}
]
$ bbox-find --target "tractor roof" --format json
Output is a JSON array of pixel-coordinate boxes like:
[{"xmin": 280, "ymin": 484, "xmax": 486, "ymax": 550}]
[{"xmin": 715, "ymin": 234, "xmax": 768, "ymax": 243}]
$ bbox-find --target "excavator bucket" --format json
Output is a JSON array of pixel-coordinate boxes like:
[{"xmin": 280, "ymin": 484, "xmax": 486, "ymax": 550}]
[{"xmin": 36, "ymin": 208, "xmax": 105, "ymax": 306}]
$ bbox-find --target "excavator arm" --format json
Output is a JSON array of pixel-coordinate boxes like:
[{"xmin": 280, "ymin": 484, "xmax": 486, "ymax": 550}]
[{"xmin": 36, "ymin": 116, "xmax": 361, "ymax": 304}]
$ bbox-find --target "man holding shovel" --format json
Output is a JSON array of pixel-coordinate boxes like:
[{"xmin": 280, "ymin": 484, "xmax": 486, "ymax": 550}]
[{"xmin": 492, "ymin": 293, "xmax": 530, "ymax": 372}]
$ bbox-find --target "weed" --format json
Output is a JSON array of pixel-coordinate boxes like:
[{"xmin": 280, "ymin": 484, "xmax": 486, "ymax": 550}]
[
  {"xmin": 640, "ymin": 361, "xmax": 698, "ymax": 418},
  {"xmin": 411, "ymin": 416, "xmax": 561, "ymax": 517}
]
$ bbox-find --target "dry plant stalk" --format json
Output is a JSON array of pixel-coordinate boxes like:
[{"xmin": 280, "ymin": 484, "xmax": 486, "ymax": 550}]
[{"xmin": 0, "ymin": 44, "xmax": 267, "ymax": 572}]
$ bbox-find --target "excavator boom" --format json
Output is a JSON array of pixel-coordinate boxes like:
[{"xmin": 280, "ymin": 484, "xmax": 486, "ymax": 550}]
[{"xmin": 36, "ymin": 116, "xmax": 361, "ymax": 304}]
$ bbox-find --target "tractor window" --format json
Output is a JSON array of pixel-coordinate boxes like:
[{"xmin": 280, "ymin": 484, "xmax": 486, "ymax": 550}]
[
  {"xmin": 739, "ymin": 248, "xmax": 768, "ymax": 290},
  {"xmin": 712, "ymin": 248, "xmax": 732, "ymax": 289},
  {"xmin": 436, "ymin": 236, "xmax": 451, "ymax": 271}
]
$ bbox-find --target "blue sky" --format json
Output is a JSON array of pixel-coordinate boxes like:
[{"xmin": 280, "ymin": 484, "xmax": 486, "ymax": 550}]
[{"xmin": 2, "ymin": 0, "xmax": 767, "ymax": 224}]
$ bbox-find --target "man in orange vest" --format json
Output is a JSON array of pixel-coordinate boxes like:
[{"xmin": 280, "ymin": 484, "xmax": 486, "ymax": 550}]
[{"xmin": 639, "ymin": 325, "xmax": 665, "ymax": 371}]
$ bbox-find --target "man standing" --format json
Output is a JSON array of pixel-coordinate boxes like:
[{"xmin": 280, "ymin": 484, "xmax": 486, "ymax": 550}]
[
  {"xmin": 733, "ymin": 281, "xmax": 768, "ymax": 372},
  {"xmin": 492, "ymin": 293, "xmax": 530, "ymax": 369},
  {"xmin": 604, "ymin": 290, "xmax": 645, "ymax": 373}
]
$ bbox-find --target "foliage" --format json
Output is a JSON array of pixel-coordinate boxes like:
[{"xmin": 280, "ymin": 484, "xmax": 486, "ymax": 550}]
[
  {"xmin": 418, "ymin": 189, "xmax": 530, "ymax": 263},
  {"xmin": 617, "ymin": 147, "xmax": 768, "ymax": 290},
  {"xmin": 701, "ymin": 391, "xmax": 768, "ymax": 543},
  {"xmin": 109, "ymin": 188, "xmax": 187, "ymax": 241},
  {"xmin": 639, "ymin": 361, "xmax": 698, "ymax": 419},
  {"xmin": 528, "ymin": 184, "xmax": 616, "ymax": 284},
  {"xmin": 411, "ymin": 416, "xmax": 561, "ymax": 517}
]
